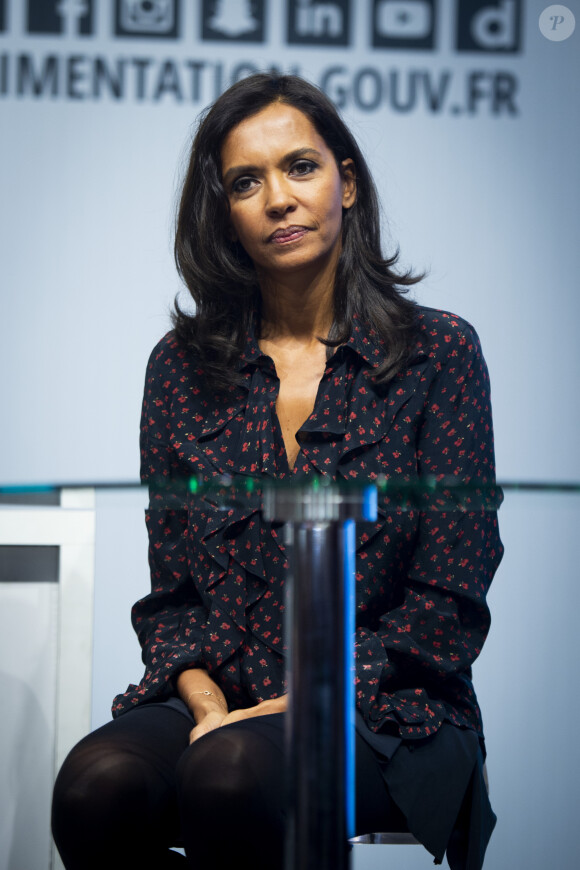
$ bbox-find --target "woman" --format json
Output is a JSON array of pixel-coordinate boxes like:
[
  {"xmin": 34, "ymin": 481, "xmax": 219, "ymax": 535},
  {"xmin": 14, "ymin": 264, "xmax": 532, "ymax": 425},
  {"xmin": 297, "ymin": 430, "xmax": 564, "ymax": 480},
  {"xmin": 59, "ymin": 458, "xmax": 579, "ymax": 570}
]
[{"xmin": 52, "ymin": 74, "xmax": 503, "ymax": 870}]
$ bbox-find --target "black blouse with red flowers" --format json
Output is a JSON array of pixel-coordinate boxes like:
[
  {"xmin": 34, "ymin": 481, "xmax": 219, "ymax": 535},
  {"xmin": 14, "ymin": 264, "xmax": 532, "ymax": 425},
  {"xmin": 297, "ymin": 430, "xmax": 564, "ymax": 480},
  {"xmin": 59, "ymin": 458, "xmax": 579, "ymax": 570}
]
[{"xmin": 112, "ymin": 306, "xmax": 503, "ymax": 744}]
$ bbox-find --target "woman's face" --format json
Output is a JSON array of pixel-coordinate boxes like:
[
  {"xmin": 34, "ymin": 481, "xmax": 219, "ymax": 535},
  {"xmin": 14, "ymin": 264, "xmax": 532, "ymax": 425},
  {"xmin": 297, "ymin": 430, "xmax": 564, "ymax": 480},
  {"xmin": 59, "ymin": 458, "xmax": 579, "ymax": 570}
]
[{"xmin": 220, "ymin": 102, "xmax": 356, "ymax": 285}]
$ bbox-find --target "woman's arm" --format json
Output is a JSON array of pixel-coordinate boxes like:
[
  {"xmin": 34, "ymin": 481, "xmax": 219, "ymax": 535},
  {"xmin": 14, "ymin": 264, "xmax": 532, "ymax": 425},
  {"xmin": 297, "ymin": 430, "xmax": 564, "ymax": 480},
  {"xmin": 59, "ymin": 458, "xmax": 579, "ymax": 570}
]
[
  {"xmin": 219, "ymin": 695, "xmax": 288, "ymax": 726},
  {"xmin": 177, "ymin": 669, "xmax": 287, "ymax": 743},
  {"xmin": 112, "ymin": 337, "xmax": 209, "ymax": 716},
  {"xmin": 177, "ymin": 668, "xmax": 228, "ymax": 742},
  {"xmin": 355, "ymin": 317, "xmax": 503, "ymax": 737}
]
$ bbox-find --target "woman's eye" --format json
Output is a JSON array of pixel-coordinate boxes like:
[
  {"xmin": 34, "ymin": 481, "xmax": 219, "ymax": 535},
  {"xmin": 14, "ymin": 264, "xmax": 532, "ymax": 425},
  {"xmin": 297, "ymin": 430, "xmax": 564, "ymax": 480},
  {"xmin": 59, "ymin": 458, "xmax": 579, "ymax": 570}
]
[
  {"xmin": 231, "ymin": 176, "xmax": 257, "ymax": 194},
  {"xmin": 291, "ymin": 160, "xmax": 317, "ymax": 176}
]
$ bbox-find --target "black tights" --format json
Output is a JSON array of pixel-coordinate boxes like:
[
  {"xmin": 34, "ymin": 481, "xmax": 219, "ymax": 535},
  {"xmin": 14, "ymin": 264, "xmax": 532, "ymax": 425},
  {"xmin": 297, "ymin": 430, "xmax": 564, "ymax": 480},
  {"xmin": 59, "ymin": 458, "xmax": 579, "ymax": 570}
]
[{"xmin": 52, "ymin": 706, "xmax": 406, "ymax": 870}]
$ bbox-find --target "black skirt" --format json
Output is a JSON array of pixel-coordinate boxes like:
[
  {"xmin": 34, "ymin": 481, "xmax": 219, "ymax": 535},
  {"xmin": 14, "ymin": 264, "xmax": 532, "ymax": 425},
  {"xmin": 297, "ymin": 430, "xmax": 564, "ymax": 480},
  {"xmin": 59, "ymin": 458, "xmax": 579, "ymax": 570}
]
[
  {"xmin": 153, "ymin": 697, "xmax": 496, "ymax": 869},
  {"xmin": 354, "ymin": 710, "xmax": 496, "ymax": 869}
]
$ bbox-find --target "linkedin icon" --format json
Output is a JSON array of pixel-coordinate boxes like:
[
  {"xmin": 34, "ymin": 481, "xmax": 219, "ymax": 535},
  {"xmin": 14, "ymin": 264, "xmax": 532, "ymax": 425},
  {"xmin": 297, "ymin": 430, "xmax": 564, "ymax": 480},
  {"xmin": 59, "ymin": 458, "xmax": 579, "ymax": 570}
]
[
  {"xmin": 456, "ymin": 0, "xmax": 522, "ymax": 53},
  {"xmin": 287, "ymin": 0, "xmax": 351, "ymax": 47}
]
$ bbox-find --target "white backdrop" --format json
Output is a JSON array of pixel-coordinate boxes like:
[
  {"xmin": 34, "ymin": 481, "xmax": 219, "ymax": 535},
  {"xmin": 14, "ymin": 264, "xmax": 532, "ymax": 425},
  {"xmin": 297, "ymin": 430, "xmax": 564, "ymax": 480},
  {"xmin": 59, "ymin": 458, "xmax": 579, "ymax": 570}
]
[
  {"xmin": 1, "ymin": 0, "xmax": 579, "ymax": 485},
  {"xmin": 1, "ymin": 3, "xmax": 579, "ymax": 870}
]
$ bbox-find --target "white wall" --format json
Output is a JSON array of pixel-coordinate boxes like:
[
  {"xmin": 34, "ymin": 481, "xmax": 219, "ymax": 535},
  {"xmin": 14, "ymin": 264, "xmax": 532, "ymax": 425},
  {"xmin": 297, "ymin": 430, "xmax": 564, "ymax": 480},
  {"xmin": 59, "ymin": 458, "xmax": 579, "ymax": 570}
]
[{"xmin": 1, "ymin": 0, "xmax": 579, "ymax": 485}]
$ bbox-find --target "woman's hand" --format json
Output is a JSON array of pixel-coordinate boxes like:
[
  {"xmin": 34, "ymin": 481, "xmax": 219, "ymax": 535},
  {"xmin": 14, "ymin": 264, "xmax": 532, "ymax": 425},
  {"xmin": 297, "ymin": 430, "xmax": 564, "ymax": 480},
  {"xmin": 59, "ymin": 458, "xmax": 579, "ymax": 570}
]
[
  {"xmin": 188, "ymin": 696, "xmax": 287, "ymax": 744},
  {"xmin": 219, "ymin": 695, "xmax": 288, "ymax": 727},
  {"xmin": 188, "ymin": 707, "xmax": 228, "ymax": 744},
  {"xmin": 177, "ymin": 669, "xmax": 229, "ymax": 744}
]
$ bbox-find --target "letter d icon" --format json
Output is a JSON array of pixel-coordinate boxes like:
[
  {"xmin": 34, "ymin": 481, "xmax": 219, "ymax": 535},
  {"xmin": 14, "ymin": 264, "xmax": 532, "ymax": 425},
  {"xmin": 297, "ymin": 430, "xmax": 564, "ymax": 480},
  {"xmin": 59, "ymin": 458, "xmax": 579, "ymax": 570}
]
[{"xmin": 456, "ymin": 0, "xmax": 522, "ymax": 53}]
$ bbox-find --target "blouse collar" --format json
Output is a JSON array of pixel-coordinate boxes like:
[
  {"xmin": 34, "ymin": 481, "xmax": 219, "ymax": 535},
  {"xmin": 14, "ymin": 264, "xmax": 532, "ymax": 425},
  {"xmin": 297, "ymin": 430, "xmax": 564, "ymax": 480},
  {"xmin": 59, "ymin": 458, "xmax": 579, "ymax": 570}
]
[{"xmin": 236, "ymin": 311, "xmax": 387, "ymax": 374}]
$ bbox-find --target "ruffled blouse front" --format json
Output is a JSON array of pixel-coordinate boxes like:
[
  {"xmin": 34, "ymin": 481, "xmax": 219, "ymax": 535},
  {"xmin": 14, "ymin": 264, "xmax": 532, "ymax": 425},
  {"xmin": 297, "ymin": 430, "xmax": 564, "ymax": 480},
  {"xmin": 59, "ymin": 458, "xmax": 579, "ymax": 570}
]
[{"xmin": 112, "ymin": 307, "xmax": 503, "ymax": 748}]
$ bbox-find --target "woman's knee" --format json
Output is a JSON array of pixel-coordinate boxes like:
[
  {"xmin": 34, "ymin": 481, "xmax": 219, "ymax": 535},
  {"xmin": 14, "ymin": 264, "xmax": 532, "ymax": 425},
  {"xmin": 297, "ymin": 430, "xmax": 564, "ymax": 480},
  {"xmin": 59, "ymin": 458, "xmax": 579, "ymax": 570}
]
[
  {"xmin": 176, "ymin": 724, "xmax": 287, "ymax": 817},
  {"xmin": 177, "ymin": 731, "xmax": 242, "ymax": 800},
  {"xmin": 52, "ymin": 738, "xmax": 184, "ymax": 868},
  {"xmin": 176, "ymin": 726, "xmax": 286, "ymax": 869},
  {"xmin": 52, "ymin": 741, "xmax": 156, "ymax": 835}
]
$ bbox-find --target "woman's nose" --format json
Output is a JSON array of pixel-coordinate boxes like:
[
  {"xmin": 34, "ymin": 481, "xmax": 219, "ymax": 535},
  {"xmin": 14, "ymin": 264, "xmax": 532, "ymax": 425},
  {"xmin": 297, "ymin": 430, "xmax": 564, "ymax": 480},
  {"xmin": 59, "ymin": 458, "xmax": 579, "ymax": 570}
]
[{"xmin": 265, "ymin": 177, "xmax": 297, "ymax": 216}]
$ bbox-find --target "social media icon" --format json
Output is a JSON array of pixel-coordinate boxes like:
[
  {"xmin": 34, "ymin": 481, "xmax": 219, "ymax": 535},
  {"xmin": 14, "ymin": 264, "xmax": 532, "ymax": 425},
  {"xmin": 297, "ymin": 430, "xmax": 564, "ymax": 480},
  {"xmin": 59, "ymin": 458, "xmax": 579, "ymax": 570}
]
[
  {"xmin": 372, "ymin": 0, "xmax": 436, "ymax": 50},
  {"xmin": 26, "ymin": 0, "xmax": 94, "ymax": 36},
  {"xmin": 115, "ymin": 0, "xmax": 179, "ymax": 38},
  {"xmin": 287, "ymin": 0, "xmax": 351, "ymax": 47},
  {"xmin": 202, "ymin": 0, "xmax": 265, "ymax": 42},
  {"xmin": 456, "ymin": 0, "xmax": 522, "ymax": 53}
]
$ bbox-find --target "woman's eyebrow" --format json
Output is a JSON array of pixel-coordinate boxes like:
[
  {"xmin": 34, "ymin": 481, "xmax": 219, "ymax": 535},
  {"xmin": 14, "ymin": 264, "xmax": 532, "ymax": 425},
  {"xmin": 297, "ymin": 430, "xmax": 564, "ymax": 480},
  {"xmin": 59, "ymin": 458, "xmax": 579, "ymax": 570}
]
[
  {"xmin": 283, "ymin": 147, "xmax": 323, "ymax": 163},
  {"xmin": 222, "ymin": 147, "xmax": 323, "ymax": 186}
]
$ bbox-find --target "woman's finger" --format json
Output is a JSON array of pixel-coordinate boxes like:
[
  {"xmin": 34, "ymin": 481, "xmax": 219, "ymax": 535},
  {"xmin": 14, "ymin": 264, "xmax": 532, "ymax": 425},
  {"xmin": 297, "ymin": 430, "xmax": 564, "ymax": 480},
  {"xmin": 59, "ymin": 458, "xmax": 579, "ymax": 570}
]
[{"xmin": 189, "ymin": 710, "xmax": 227, "ymax": 743}]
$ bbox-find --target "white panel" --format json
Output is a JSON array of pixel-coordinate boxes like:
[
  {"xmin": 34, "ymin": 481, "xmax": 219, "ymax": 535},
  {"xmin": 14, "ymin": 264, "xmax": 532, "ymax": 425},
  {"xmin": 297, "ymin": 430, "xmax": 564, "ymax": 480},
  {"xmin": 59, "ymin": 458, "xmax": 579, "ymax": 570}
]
[
  {"xmin": 0, "ymin": 510, "xmax": 95, "ymax": 546},
  {"xmin": 60, "ymin": 488, "xmax": 96, "ymax": 510},
  {"xmin": 0, "ymin": 497, "xmax": 95, "ymax": 870},
  {"xmin": 54, "ymin": 539, "xmax": 95, "ymax": 773},
  {"xmin": 0, "ymin": 583, "xmax": 59, "ymax": 870},
  {"xmin": 90, "ymin": 487, "xmax": 149, "ymax": 731}
]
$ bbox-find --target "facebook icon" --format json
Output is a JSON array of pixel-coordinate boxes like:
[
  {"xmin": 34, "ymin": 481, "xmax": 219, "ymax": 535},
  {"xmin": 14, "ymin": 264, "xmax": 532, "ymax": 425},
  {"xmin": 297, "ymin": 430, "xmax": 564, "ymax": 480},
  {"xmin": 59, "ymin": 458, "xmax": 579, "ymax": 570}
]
[{"xmin": 26, "ymin": 0, "xmax": 94, "ymax": 36}]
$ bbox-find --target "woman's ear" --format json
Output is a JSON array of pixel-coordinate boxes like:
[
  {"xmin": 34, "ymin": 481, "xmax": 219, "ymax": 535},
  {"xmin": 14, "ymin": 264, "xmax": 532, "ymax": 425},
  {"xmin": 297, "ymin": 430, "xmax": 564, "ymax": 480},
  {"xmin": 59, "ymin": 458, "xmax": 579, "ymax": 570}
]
[{"xmin": 340, "ymin": 159, "xmax": 357, "ymax": 210}]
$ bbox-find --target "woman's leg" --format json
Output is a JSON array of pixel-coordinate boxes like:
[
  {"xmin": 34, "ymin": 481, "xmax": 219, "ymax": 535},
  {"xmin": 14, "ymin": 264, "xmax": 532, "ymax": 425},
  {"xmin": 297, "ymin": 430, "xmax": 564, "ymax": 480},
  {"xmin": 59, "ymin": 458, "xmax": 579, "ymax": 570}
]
[
  {"xmin": 52, "ymin": 704, "xmax": 192, "ymax": 870},
  {"xmin": 175, "ymin": 712, "xmax": 406, "ymax": 870},
  {"xmin": 176, "ymin": 715, "xmax": 287, "ymax": 870}
]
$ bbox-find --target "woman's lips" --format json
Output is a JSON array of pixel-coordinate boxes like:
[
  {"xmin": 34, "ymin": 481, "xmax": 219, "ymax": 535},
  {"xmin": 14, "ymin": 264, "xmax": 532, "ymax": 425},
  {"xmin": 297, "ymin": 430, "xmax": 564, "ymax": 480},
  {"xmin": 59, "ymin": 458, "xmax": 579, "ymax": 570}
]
[{"xmin": 268, "ymin": 226, "xmax": 310, "ymax": 244}]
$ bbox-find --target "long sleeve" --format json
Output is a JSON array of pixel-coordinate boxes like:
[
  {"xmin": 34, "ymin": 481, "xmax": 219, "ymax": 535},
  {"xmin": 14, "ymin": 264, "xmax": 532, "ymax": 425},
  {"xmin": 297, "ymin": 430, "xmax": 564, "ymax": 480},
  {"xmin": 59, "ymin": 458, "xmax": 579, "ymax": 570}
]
[
  {"xmin": 354, "ymin": 317, "xmax": 503, "ymax": 739},
  {"xmin": 112, "ymin": 338, "xmax": 208, "ymax": 715}
]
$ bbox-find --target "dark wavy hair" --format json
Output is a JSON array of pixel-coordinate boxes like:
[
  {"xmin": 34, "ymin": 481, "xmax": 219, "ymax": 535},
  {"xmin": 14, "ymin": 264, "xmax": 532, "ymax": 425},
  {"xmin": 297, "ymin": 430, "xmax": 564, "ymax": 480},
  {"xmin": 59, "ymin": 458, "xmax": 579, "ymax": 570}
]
[{"xmin": 173, "ymin": 73, "xmax": 421, "ymax": 390}]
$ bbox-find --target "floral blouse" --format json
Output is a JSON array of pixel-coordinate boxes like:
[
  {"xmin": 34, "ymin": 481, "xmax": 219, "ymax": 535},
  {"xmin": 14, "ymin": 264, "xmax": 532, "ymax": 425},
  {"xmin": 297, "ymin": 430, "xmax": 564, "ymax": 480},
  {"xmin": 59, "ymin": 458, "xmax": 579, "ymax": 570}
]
[{"xmin": 112, "ymin": 306, "xmax": 503, "ymax": 743}]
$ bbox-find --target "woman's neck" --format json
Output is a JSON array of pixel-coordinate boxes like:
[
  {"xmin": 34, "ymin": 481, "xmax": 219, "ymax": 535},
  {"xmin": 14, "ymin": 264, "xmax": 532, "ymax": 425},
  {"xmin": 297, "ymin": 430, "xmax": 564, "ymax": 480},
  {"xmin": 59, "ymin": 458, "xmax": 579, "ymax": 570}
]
[{"xmin": 258, "ymin": 270, "xmax": 335, "ymax": 344}]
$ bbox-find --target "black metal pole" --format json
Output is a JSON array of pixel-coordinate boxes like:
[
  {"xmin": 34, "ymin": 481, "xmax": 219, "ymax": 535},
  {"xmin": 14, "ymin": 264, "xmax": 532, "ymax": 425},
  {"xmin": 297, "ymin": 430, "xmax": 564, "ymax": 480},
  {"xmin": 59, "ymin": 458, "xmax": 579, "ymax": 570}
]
[
  {"xmin": 285, "ymin": 520, "xmax": 350, "ymax": 870},
  {"xmin": 263, "ymin": 483, "xmax": 375, "ymax": 870}
]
